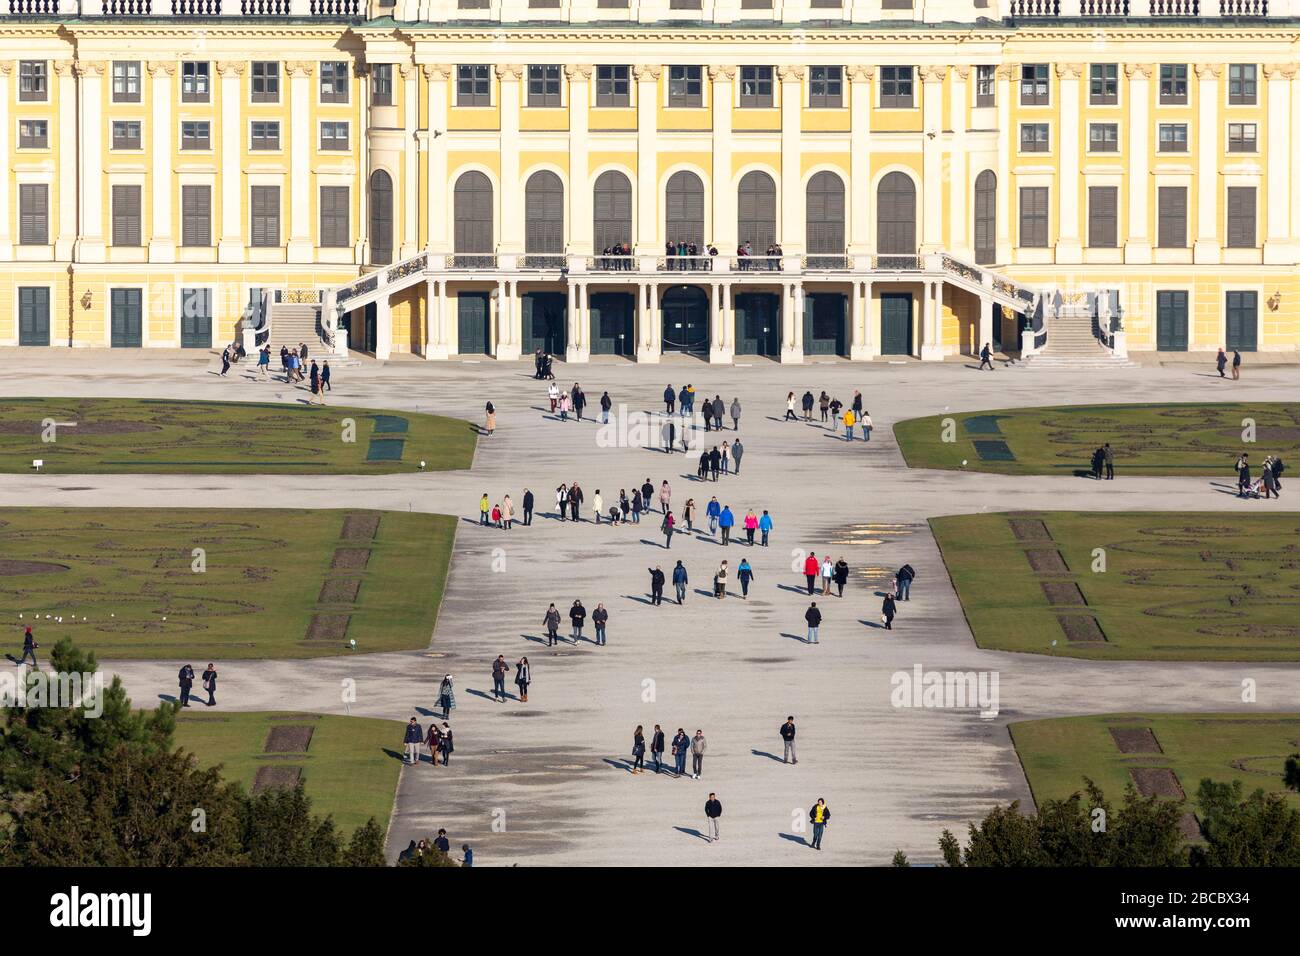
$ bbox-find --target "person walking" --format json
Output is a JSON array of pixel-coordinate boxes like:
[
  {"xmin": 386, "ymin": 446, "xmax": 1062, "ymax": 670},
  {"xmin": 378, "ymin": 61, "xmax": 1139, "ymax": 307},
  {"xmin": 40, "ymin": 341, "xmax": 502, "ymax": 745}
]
[
  {"xmin": 663, "ymin": 384, "xmax": 676, "ymax": 415},
  {"xmin": 660, "ymin": 480, "xmax": 672, "ymax": 514},
  {"xmin": 501, "ymin": 494, "xmax": 514, "ymax": 530},
  {"xmin": 683, "ymin": 498, "xmax": 696, "ymax": 532},
  {"xmin": 881, "ymin": 593, "xmax": 897, "ymax": 630},
  {"xmin": 568, "ymin": 483, "xmax": 583, "ymax": 522},
  {"xmin": 759, "ymin": 510, "xmax": 773, "ymax": 547},
  {"xmin": 832, "ymin": 558, "xmax": 849, "ymax": 598},
  {"xmin": 709, "ymin": 446, "xmax": 721, "ymax": 481},
  {"xmin": 220, "ymin": 347, "xmax": 231, "ymax": 377},
  {"xmin": 1103, "ymin": 443, "xmax": 1115, "ymax": 480},
  {"xmin": 714, "ymin": 560, "xmax": 729, "ymax": 599},
  {"xmin": 514, "ymin": 657, "xmax": 531, "ymax": 702},
  {"xmin": 642, "ymin": 479, "xmax": 656, "ymax": 513},
  {"xmin": 829, "ymin": 396, "xmax": 842, "ymax": 429},
  {"xmin": 309, "ymin": 361, "xmax": 322, "ymax": 404},
  {"xmin": 439, "ymin": 723, "xmax": 454, "ymax": 766},
  {"xmin": 178, "ymin": 663, "xmax": 195, "ymax": 707},
  {"xmin": 661, "ymin": 509, "xmax": 676, "ymax": 548},
  {"xmin": 631, "ymin": 725, "xmax": 646, "ymax": 774},
  {"xmin": 484, "ymin": 401, "xmax": 496, "ymax": 436},
  {"xmin": 719, "ymin": 504, "xmax": 734, "ymax": 545},
  {"xmin": 404, "ymin": 717, "xmax": 424, "ymax": 764},
  {"xmin": 730, "ymin": 397, "xmax": 742, "ymax": 431},
  {"xmin": 1216, "ymin": 347, "xmax": 1228, "ymax": 378},
  {"xmin": 592, "ymin": 489, "xmax": 604, "ymax": 525},
  {"xmin": 650, "ymin": 725, "xmax": 666, "ymax": 774},
  {"xmin": 662, "ymin": 418, "xmax": 676, "ymax": 453},
  {"xmin": 697, "ymin": 450, "xmax": 710, "ymax": 480},
  {"xmin": 860, "ymin": 410, "xmax": 873, "ymax": 442},
  {"xmin": 569, "ymin": 599, "xmax": 587, "ymax": 642},
  {"xmin": 573, "ymin": 384, "xmax": 587, "ymax": 421},
  {"xmin": 16, "ymin": 626, "xmax": 37, "ymax": 667},
  {"xmin": 737, "ymin": 557, "xmax": 755, "ymax": 598},
  {"xmin": 648, "ymin": 566, "xmax": 666, "ymax": 606},
  {"xmin": 543, "ymin": 603, "xmax": 561, "ymax": 647},
  {"xmin": 805, "ymin": 602, "xmax": 822, "ymax": 644},
  {"xmin": 201, "ymin": 663, "xmax": 218, "ymax": 706},
  {"xmin": 672, "ymin": 560, "xmax": 689, "ymax": 604},
  {"xmin": 548, "ymin": 380, "xmax": 560, "ymax": 413},
  {"xmin": 1236, "ymin": 453, "xmax": 1252, "ymax": 498},
  {"xmin": 809, "ymin": 798, "xmax": 830, "ymax": 850},
  {"xmin": 785, "ymin": 391, "xmax": 798, "ymax": 422},
  {"xmin": 479, "ymin": 492, "xmax": 490, "ymax": 527},
  {"xmin": 720, "ymin": 441, "xmax": 730, "ymax": 475},
  {"xmin": 491, "ymin": 654, "xmax": 509, "ymax": 702},
  {"xmin": 743, "ymin": 509, "xmax": 758, "ymax": 545},
  {"xmin": 321, "ymin": 360, "xmax": 331, "ymax": 393},
  {"xmin": 818, "ymin": 391, "xmax": 830, "ymax": 424},
  {"xmin": 704, "ymin": 793, "xmax": 722, "ymax": 843},
  {"xmin": 257, "ymin": 346, "xmax": 270, "ymax": 378},
  {"xmin": 979, "ymin": 342, "xmax": 994, "ymax": 371},
  {"xmin": 820, "ymin": 555, "xmax": 834, "ymax": 596},
  {"xmin": 712, "ymin": 395, "xmax": 725, "ymax": 431},
  {"xmin": 706, "ymin": 496, "xmax": 721, "ymax": 536},
  {"xmin": 780, "ymin": 716, "xmax": 798, "ymax": 764},
  {"xmin": 557, "ymin": 390, "xmax": 570, "ymax": 422},
  {"xmin": 672, "ymin": 728, "xmax": 690, "ymax": 777},
  {"xmin": 426, "ymin": 721, "xmax": 443, "ymax": 766},
  {"xmin": 522, "ymin": 488, "xmax": 534, "ymax": 526},
  {"xmin": 690, "ymin": 729, "xmax": 707, "ymax": 778},
  {"xmin": 631, "ymin": 488, "xmax": 643, "ymax": 524},
  {"xmin": 593, "ymin": 603, "xmax": 608, "ymax": 645},
  {"xmin": 600, "ymin": 390, "xmax": 612, "ymax": 424},
  {"xmin": 896, "ymin": 563, "xmax": 915, "ymax": 601},
  {"xmin": 731, "ymin": 438, "xmax": 744, "ymax": 475},
  {"xmin": 1232, "ymin": 349, "xmax": 1241, "ymax": 380},
  {"xmin": 438, "ymin": 674, "xmax": 457, "ymax": 719},
  {"xmin": 804, "ymin": 552, "xmax": 819, "ymax": 595}
]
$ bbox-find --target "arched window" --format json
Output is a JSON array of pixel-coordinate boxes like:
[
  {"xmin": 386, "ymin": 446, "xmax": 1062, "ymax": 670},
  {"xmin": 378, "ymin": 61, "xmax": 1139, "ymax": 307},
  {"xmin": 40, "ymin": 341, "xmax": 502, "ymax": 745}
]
[
  {"xmin": 665, "ymin": 170, "xmax": 705, "ymax": 248},
  {"xmin": 453, "ymin": 171, "xmax": 494, "ymax": 266},
  {"xmin": 524, "ymin": 170, "xmax": 564, "ymax": 259},
  {"xmin": 876, "ymin": 171, "xmax": 917, "ymax": 255},
  {"xmin": 369, "ymin": 170, "xmax": 393, "ymax": 266},
  {"xmin": 593, "ymin": 170, "xmax": 633, "ymax": 253},
  {"xmin": 737, "ymin": 171, "xmax": 777, "ymax": 252},
  {"xmin": 974, "ymin": 170, "xmax": 996, "ymax": 265},
  {"xmin": 806, "ymin": 171, "xmax": 846, "ymax": 260}
]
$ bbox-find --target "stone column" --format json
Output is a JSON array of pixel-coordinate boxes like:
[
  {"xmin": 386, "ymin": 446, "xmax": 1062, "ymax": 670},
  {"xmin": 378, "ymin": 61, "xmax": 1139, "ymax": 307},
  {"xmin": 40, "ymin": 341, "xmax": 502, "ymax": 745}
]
[
  {"xmin": 978, "ymin": 293, "xmax": 993, "ymax": 353},
  {"xmin": 1263, "ymin": 63, "xmax": 1295, "ymax": 263},
  {"xmin": 1193, "ymin": 63, "xmax": 1222, "ymax": 264},
  {"xmin": 636, "ymin": 281, "xmax": 661, "ymax": 363},
  {"xmin": 375, "ymin": 293, "xmax": 393, "ymax": 361},
  {"xmin": 54, "ymin": 61, "xmax": 77, "ymax": 260},
  {"xmin": 217, "ymin": 61, "xmax": 245, "ymax": 262},
  {"xmin": 1124, "ymin": 63, "xmax": 1152, "ymax": 264},
  {"xmin": 287, "ymin": 61, "xmax": 316, "ymax": 261},
  {"xmin": 995, "ymin": 64, "xmax": 1013, "ymax": 263},
  {"xmin": 781, "ymin": 282, "xmax": 805, "ymax": 363},
  {"xmin": 75, "ymin": 61, "xmax": 106, "ymax": 261},
  {"xmin": 568, "ymin": 64, "xmax": 593, "ymax": 258},
  {"xmin": 710, "ymin": 66, "xmax": 736, "ymax": 255},
  {"xmin": 848, "ymin": 66, "xmax": 874, "ymax": 256},
  {"xmin": 635, "ymin": 65, "xmax": 661, "ymax": 255},
  {"xmin": 568, "ymin": 280, "xmax": 591, "ymax": 363},
  {"xmin": 400, "ymin": 64, "xmax": 419, "ymax": 260},
  {"xmin": 424, "ymin": 64, "xmax": 452, "ymax": 254},
  {"xmin": 497, "ymin": 64, "xmax": 524, "ymax": 256},
  {"xmin": 850, "ymin": 278, "xmax": 874, "ymax": 360},
  {"xmin": 919, "ymin": 65, "xmax": 946, "ymax": 253},
  {"xmin": 496, "ymin": 278, "xmax": 520, "ymax": 360},
  {"xmin": 1055, "ymin": 62, "xmax": 1083, "ymax": 263},
  {"xmin": 709, "ymin": 280, "xmax": 734, "ymax": 364},
  {"xmin": 779, "ymin": 66, "xmax": 805, "ymax": 255},
  {"xmin": 949, "ymin": 66, "xmax": 970, "ymax": 258},
  {"xmin": 920, "ymin": 279, "xmax": 944, "ymax": 361},
  {"xmin": 146, "ymin": 61, "xmax": 176, "ymax": 262}
]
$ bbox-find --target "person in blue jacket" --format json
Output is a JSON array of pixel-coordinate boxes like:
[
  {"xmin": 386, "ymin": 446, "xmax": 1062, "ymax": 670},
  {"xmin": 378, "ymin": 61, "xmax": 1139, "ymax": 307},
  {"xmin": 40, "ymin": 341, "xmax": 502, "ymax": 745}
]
[
  {"xmin": 403, "ymin": 717, "xmax": 424, "ymax": 764},
  {"xmin": 737, "ymin": 558, "xmax": 755, "ymax": 597},
  {"xmin": 663, "ymin": 384, "xmax": 676, "ymax": 414},
  {"xmin": 758, "ymin": 510, "xmax": 773, "ymax": 547},
  {"xmin": 718, "ymin": 505, "xmax": 735, "ymax": 545},
  {"xmin": 705, "ymin": 497, "xmax": 721, "ymax": 535},
  {"xmin": 672, "ymin": 560, "xmax": 689, "ymax": 604}
]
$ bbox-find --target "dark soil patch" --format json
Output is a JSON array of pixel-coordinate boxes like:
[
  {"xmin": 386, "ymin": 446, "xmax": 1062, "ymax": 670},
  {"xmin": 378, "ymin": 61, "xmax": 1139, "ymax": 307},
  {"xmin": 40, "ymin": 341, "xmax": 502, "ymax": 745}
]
[
  {"xmin": 1109, "ymin": 727, "xmax": 1163, "ymax": 754},
  {"xmin": 1010, "ymin": 518, "xmax": 1052, "ymax": 542},
  {"xmin": 252, "ymin": 764, "xmax": 303, "ymax": 793},
  {"xmin": 1042, "ymin": 582, "xmax": 1087, "ymax": 606},
  {"xmin": 1130, "ymin": 767, "xmax": 1186, "ymax": 799},
  {"xmin": 263, "ymin": 725, "xmax": 315, "ymax": 753},
  {"xmin": 1026, "ymin": 549, "xmax": 1069, "ymax": 574},
  {"xmin": 0, "ymin": 559, "xmax": 71, "ymax": 576},
  {"xmin": 342, "ymin": 514, "xmax": 380, "ymax": 541},
  {"xmin": 318, "ymin": 578, "xmax": 361, "ymax": 604},
  {"xmin": 1057, "ymin": 615, "xmax": 1108, "ymax": 643},
  {"xmin": 1178, "ymin": 812, "xmax": 1201, "ymax": 840},
  {"xmin": 330, "ymin": 548, "xmax": 371, "ymax": 571},
  {"xmin": 306, "ymin": 614, "xmax": 350, "ymax": 641}
]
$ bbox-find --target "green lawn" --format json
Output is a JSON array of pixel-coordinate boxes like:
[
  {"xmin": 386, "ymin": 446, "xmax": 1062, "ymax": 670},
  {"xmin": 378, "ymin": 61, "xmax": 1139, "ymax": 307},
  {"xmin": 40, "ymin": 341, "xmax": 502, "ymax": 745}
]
[
  {"xmin": 931, "ymin": 511, "xmax": 1300, "ymax": 661},
  {"xmin": 0, "ymin": 508, "xmax": 455, "ymax": 659},
  {"xmin": 0, "ymin": 398, "xmax": 475, "ymax": 473},
  {"xmin": 895, "ymin": 402, "xmax": 1299, "ymax": 475},
  {"xmin": 172, "ymin": 711, "xmax": 405, "ymax": 835},
  {"xmin": 1010, "ymin": 713, "xmax": 1300, "ymax": 816}
]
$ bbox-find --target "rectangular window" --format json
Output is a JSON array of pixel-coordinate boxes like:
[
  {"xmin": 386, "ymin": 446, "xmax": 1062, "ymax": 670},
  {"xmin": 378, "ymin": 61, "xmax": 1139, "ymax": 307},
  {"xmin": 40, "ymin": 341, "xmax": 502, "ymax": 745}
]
[
  {"xmin": 111, "ymin": 120, "xmax": 142, "ymax": 151},
  {"xmin": 319, "ymin": 121, "xmax": 349, "ymax": 151},
  {"xmin": 180, "ymin": 120, "xmax": 210, "ymax": 151},
  {"xmin": 1159, "ymin": 64, "xmax": 1188, "ymax": 105},
  {"xmin": 527, "ymin": 65, "xmax": 562, "ymax": 108},
  {"xmin": 320, "ymin": 62, "xmax": 349, "ymax": 103},
  {"xmin": 1228, "ymin": 64, "xmax": 1257, "ymax": 106},
  {"xmin": 668, "ymin": 65, "xmax": 703, "ymax": 108},
  {"xmin": 1227, "ymin": 122, "xmax": 1257, "ymax": 153},
  {"xmin": 879, "ymin": 66, "xmax": 914, "ymax": 109},
  {"xmin": 18, "ymin": 61, "xmax": 48, "ymax": 102},
  {"xmin": 1089, "ymin": 64, "xmax": 1118, "ymax": 105},
  {"xmin": 18, "ymin": 184, "xmax": 48, "ymax": 245},
  {"xmin": 809, "ymin": 66, "xmax": 843, "ymax": 109},
  {"xmin": 1157, "ymin": 186, "xmax": 1187, "ymax": 248},
  {"xmin": 739, "ymin": 65, "xmax": 774, "ymax": 109},
  {"xmin": 1020, "ymin": 63, "xmax": 1049, "ymax": 106},
  {"xmin": 18, "ymin": 120, "xmax": 48, "ymax": 149},
  {"xmin": 112, "ymin": 61, "xmax": 142, "ymax": 103},
  {"xmin": 111, "ymin": 184, "xmax": 142, "ymax": 247},
  {"xmin": 1226, "ymin": 186, "xmax": 1256, "ymax": 248},
  {"xmin": 181, "ymin": 62, "xmax": 210, "ymax": 103},
  {"xmin": 1019, "ymin": 186, "xmax": 1049, "ymax": 248},
  {"xmin": 1088, "ymin": 185, "xmax": 1118, "ymax": 248},
  {"xmin": 251, "ymin": 61, "xmax": 280, "ymax": 103},
  {"xmin": 250, "ymin": 185, "xmax": 280, "ymax": 247},
  {"xmin": 595, "ymin": 65, "xmax": 630, "ymax": 108},
  {"xmin": 1019, "ymin": 123, "xmax": 1050, "ymax": 153},
  {"xmin": 975, "ymin": 65, "xmax": 995, "ymax": 107},
  {"xmin": 250, "ymin": 121, "xmax": 280, "ymax": 151},
  {"xmin": 1158, "ymin": 123, "xmax": 1188, "ymax": 153},
  {"xmin": 1088, "ymin": 123, "xmax": 1119, "ymax": 153},
  {"xmin": 456, "ymin": 65, "xmax": 490, "ymax": 107},
  {"xmin": 372, "ymin": 64, "xmax": 394, "ymax": 106},
  {"xmin": 320, "ymin": 185, "xmax": 350, "ymax": 248},
  {"xmin": 181, "ymin": 184, "xmax": 211, "ymax": 247}
]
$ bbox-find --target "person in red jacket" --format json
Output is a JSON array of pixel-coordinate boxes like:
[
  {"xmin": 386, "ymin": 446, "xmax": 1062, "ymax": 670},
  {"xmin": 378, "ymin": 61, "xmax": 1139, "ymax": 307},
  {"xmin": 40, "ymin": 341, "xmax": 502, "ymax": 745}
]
[{"xmin": 803, "ymin": 552, "xmax": 820, "ymax": 595}]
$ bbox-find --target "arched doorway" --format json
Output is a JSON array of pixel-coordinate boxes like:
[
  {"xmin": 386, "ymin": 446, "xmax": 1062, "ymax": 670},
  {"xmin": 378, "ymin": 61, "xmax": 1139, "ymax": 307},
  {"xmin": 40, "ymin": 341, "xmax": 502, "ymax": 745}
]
[
  {"xmin": 974, "ymin": 170, "xmax": 996, "ymax": 265},
  {"xmin": 661, "ymin": 286, "xmax": 710, "ymax": 356},
  {"xmin": 524, "ymin": 170, "xmax": 564, "ymax": 268},
  {"xmin": 876, "ymin": 171, "xmax": 916, "ymax": 255},
  {"xmin": 453, "ymin": 170, "xmax": 493, "ymax": 268},
  {"xmin": 369, "ymin": 170, "xmax": 393, "ymax": 266},
  {"xmin": 806, "ymin": 171, "xmax": 846, "ymax": 268}
]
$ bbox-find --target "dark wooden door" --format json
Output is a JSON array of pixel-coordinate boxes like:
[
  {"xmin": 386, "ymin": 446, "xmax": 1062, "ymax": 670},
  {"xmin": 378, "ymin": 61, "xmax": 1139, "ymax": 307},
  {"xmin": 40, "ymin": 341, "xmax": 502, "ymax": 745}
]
[
  {"xmin": 880, "ymin": 292, "xmax": 912, "ymax": 355},
  {"xmin": 804, "ymin": 293, "xmax": 846, "ymax": 356},
  {"xmin": 110, "ymin": 288, "xmax": 143, "ymax": 347},
  {"xmin": 521, "ymin": 291, "xmax": 566, "ymax": 355},
  {"xmin": 180, "ymin": 287, "xmax": 212, "ymax": 349},
  {"xmin": 18, "ymin": 287, "xmax": 50, "ymax": 346},
  {"xmin": 1225, "ymin": 291, "xmax": 1257, "ymax": 351},
  {"xmin": 734, "ymin": 293, "xmax": 779, "ymax": 357},
  {"xmin": 589, "ymin": 293, "xmax": 633, "ymax": 356},
  {"xmin": 457, "ymin": 291, "xmax": 491, "ymax": 354},
  {"xmin": 661, "ymin": 287, "xmax": 709, "ymax": 354},
  {"xmin": 1155, "ymin": 290, "xmax": 1188, "ymax": 351}
]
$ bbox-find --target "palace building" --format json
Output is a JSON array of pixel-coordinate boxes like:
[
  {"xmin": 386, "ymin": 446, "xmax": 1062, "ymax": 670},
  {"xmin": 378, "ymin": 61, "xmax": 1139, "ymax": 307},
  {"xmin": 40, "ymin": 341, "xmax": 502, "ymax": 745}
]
[{"xmin": 2, "ymin": 0, "xmax": 1298, "ymax": 364}]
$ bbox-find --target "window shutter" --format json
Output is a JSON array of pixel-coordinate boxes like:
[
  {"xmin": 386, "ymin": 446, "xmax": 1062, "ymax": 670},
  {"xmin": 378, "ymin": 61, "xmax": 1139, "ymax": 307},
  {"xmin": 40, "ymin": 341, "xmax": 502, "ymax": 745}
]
[
  {"xmin": 1088, "ymin": 186, "xmax": 1117, "ymax": 249},
  {"xmin": 112, "ymin": 185, "xmax": 142, "ymax": 247},
  {"xmin": 182, "ymin": 185, "xmax": 211, "ymax": 247},
  {"xmin": 1226, "ymin": 186, "xmax": 1255, "ymax": 249}
]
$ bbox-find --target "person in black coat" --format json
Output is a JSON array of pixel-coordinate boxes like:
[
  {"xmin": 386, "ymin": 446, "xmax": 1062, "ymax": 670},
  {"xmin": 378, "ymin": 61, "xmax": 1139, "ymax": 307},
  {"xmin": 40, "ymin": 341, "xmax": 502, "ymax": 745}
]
[
  {"xmin": 178, "ymin": 664, "xmax": 195, "ymax": 707},
  {"xmin": 881, "ymin": 594, "xmax": 897, "ymax": 630},
  {"xmin": 663, "ymin": 385, "xmax": 676, "ymax": 414},
  {"xmin": 641, "ymin": 479, "xmax": 655, "ymax": 512},
  {"xmin": 698, "ymin": 451, "xmax": 709, "ymax": 480},
  {"xmin": 201, "ymin": 663, "xmax": 218, "ymax": 707},
  {"xmin": 569, "ymin": 600, "xmax": 587, "ymax": 642},
  {"xmin": 708, "ymin": 447, "xmax": 721, "ymax": 481},
  {"xmin": 648, "ymin": 566, "xmax": 666, "ymax": 606},
  {"xmin": 805, "ymin": 602, "xmax": 822, "ymax": 644},
  {"xmin": 832, "ymin": 559, "xmax": 849, "ymax": 598},
  {"xmin": 650, "ymin": 725, "xmax": 666, "ymax": 773},
  {"xmin": 522, "ymin": 488, "xmax": 534, "ymax": 526},
  {"xmin": 704, "ymin": 793, "xmax": 722, "ymax": 843},
  {"xmin": 17, "ymin": 626, "xmax": 38, "ymax": 667}
]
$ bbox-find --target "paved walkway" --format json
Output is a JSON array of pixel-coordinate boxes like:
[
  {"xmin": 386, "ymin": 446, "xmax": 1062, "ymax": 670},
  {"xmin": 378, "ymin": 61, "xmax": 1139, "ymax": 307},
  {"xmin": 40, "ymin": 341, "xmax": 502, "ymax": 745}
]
[{"xmin": 2, "ymin": 352, "xmax": 1296, "ymax": 865}]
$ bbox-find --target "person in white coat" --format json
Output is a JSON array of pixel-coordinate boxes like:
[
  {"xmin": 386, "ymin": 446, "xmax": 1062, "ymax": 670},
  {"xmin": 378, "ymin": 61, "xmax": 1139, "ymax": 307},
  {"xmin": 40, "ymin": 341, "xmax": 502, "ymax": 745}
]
[
  {"xmin": 593, "ymin": 489, "xmax": 604, "ymax": 524},
  {"xmin": 821, "ymin": 555, "xmax": 834, "ymax": 596}
]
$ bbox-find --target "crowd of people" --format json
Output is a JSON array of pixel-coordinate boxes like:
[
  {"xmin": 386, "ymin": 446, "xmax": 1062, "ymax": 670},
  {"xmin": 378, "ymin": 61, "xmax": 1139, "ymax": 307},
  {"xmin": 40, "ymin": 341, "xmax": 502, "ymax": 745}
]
[
  {"xmin": 1236, "ymin": 452, "xmax": 1285, "ymax": 499},
  {"xmin": 734, "ymin": 240, "xmax": 785, "ymax": 271},
  {"xmin": 662, "ymin": 239, "xmax": 718, "ymax": 271},
  {"xmin": 785, "ymin": 389, "xmax": 873, "ymax": 441}
]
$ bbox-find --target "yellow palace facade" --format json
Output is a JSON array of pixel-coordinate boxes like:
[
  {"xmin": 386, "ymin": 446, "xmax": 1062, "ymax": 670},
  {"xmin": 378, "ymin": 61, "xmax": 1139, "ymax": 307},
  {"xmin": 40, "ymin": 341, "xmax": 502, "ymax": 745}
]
[{"xmin": 2, "ymin": 0, "xmax": 1298, "ymax": 364}]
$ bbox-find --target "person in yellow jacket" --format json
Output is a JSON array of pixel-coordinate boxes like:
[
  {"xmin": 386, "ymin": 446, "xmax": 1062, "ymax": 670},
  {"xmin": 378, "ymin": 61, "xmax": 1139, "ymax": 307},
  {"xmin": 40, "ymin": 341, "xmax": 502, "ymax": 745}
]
[
  {"xmin": 479, "ymin": 493, "xmax": 490, "ymax": 526},
  {"xmin": 809, "ymin": 798, "xmax": 831, "ymax": 850},
  {"xmin": 842, "ymin": 408, "xmax": 857, "ymax": 442}
]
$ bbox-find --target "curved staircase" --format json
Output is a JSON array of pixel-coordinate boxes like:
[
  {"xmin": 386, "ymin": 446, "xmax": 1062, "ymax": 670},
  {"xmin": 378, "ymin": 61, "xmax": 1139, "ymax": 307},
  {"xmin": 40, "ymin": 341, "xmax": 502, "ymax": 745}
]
[{"xmin": 1017, "ymin": 307, "xmax": 1138, "ymax": 369}]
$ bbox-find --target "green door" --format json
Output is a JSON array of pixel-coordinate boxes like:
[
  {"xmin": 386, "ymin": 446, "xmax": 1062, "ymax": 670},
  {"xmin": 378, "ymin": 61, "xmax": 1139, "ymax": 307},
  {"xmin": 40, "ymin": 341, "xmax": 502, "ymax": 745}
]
[
  {"xmin": 880, "ymin": 292, "xmax": 912, "ymax": 355},
  {"xmin": 1155, "ymin": 290, "xmax": 1188, "ymax": 351},
  {"xmin": 180, "ymin": 287, "xmax": 212, "ymax": 349},
  {"xmin": 589, "ymin": 292, "xmax": 634, "ymax": 356},
  {"xmin": 521, "ymin": 292, "xmax": 567, "ymax": 356},
  {"xmin": 1225, "ymin": 291, "xmax": 1257, "ymax": 351},
  {"xmin": 661, "ymin": 287, "xmax": 709, "ymax": 355},
  {"xmin": 734, "ymin": 293, "xmax": 780, "ymax": 357},
  {"xmin": 457, "ymin": 291, "xmax": 491, "ymax": 355},
  {"xmin": 18, "ymin": 287, "xmax": 50, "ymax": 346},
  {"xmin": 110, "ymin": 288, "xmax": 143, "ymax": 348},
  {"xmin": 804, "ymin": 293, "xmax": 847, "ymax": 356}
]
